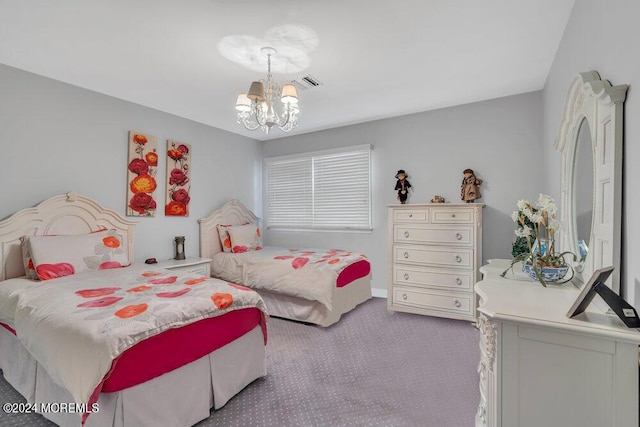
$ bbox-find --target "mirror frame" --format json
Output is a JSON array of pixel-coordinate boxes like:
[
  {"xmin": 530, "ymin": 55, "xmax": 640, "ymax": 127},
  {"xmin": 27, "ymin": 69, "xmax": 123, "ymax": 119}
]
[{"xmin": 555, "ymin": 71, "xmax": 627, "ymax": 292}]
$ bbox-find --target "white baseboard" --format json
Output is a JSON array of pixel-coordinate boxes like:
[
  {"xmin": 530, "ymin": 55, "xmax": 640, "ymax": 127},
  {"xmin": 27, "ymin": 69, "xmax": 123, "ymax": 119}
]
[{"xmin": 371, "ymin": 288, "xmax": 387, "ymax": 298}]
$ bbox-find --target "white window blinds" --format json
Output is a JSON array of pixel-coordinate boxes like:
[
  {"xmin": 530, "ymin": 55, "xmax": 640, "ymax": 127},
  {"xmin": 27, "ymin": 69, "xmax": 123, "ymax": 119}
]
[{"xmin": 265, "ymin": 145, "xmax": 372, "ymax": 231}]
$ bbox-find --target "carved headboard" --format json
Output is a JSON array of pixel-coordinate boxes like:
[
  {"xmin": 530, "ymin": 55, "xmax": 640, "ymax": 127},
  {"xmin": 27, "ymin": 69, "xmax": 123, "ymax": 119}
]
[
  {"xmin": 0, "ymin": 191, "xmax": 137, "ymax": 281},
  {"xmin": 198, "ymin": 200, "xmax": 259, "ymax": 260}
]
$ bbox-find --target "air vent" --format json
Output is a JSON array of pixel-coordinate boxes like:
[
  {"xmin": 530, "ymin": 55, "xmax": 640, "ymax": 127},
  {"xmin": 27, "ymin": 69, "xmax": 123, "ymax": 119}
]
[{"xmin": 290, "ymin": 74, "xmax": 323, "ymax": 90}]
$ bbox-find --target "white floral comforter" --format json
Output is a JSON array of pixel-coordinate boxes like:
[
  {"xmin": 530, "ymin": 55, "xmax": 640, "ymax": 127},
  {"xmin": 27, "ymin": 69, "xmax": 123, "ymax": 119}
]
[
  {"xmin": 211, "ymin": 247, "xmax": 368, "ymax": 310},
  {"xmin": 3, "ymin": 264, "xmax": 267, "ymax": 406}
]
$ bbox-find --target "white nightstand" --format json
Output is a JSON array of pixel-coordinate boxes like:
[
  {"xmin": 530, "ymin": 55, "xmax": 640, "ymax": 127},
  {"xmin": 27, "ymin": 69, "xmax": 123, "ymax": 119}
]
[{"xmin": 156, "ymin": 257, "xmax": 212, "ymax": 276}]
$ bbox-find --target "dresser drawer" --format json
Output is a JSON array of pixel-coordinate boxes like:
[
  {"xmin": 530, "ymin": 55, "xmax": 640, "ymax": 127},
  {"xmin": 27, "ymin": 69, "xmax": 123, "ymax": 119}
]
[
  {"xmin": 392, "ymin": 286, "xmax": 473, "ymax": 316},
  {"xmin": 393, "ymin": 265, "xmax": 473, "ymax": 291},
  {"xmin": 393, "ymin": 209, "xmax": 429, "ymax": 223},
  {"xmin": 431, "ymin": 208, "xmax": 475, "ymax": 224},
  {"xmin": 394, "ymin": 225, "xmax": 473, "ymax": 246},
  {"xmin": 394, "ymin": 245, "xmax": 473, "ymax": 269},
  {"xmin": 161, "ymin": 259, "xmax": 211, "ymax": 276},
  {"xmin": 177, "ymin": 265, "xmax": 210, "ymax": 276}
]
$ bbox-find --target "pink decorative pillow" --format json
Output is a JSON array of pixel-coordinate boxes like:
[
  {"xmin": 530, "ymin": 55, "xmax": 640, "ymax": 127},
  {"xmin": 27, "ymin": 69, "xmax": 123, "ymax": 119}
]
[
  {"xmin": 226, "ymin": 223, "xmax": 262, "ymax": 253},
  {"xmin": 216, "ymin": 224, "xmax": 235, "ymax": 253},
  {"xmin": 27, "ymin": 230, "xmax": 130, "ymax": 281},
  {"xmin": 216, "ymin": 222, "xmax": 250, "ymax": 253}
]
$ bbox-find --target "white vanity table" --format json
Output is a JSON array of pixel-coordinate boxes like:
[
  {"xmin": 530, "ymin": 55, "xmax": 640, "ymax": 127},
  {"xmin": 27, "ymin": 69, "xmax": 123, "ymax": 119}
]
[
  {"xmin": 475, "ymin": 259, "xmax": 640, "ymax": 427},
  {"xmin": 474, "ymin": 71, "xmax": 636, "ymax": 427}
]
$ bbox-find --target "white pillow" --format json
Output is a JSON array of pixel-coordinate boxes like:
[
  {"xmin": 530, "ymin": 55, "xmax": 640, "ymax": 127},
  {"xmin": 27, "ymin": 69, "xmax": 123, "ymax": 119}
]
[
  {"xmin": 27, "ymin": 230, "xmax": 130, "ymax": 281},
  {"xmin": 226, "ymin": 223, "xmax": 262, "ymax": 253}
]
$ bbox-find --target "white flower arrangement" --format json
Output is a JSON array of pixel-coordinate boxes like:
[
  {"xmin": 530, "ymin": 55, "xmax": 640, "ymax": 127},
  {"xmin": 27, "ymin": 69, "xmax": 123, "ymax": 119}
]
[{"xmin": 502, "ymin": 194, "xmax": 577, "ymax": 286}]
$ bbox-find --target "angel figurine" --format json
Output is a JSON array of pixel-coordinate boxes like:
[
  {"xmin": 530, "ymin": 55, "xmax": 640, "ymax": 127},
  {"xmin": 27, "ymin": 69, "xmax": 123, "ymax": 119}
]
[{"xmin": 461, "ymin": 168, "xmax": 482, "ymax": 203}]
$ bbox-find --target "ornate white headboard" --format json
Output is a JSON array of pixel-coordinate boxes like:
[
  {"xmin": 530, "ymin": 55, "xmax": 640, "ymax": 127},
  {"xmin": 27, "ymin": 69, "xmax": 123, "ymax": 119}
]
[
  {"xmin": 0, "ymin": 191, "xmax": 137, "ymax": 281},
  {"xmin": 198, "ymin": 200, "xmax": 259, "ymax": 259}
]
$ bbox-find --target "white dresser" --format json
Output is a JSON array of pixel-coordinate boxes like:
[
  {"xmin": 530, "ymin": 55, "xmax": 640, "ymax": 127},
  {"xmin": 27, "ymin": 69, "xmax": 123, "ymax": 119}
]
[
  {"xmin": 387, "ymin": 203, "xmax": 483, "ymax": 321},
  {"xmin": 475, "ymin": 259, "xmax": 640, "ymax": 427}
]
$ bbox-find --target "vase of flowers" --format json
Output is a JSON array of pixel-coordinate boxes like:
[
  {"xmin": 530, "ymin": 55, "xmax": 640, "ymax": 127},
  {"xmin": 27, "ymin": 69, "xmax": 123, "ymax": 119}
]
[{"xmin": 502, "ymin": 194, "xmax": 577, "ymax": 287}]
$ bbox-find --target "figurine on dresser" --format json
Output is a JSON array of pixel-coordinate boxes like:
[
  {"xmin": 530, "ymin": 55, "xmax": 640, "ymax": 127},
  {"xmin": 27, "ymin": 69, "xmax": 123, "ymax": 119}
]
[
  {"xmin": 461, "ymin": 168, "xmax": 482, "ymax": 203},
  {"xmin": 394, "ymin": 169, "xmax": 412, "ymax": 204}
]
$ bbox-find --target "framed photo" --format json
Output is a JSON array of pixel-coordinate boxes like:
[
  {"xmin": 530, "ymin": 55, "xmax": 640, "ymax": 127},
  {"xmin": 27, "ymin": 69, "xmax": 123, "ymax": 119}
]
[{"xmin": 566, "ymin": 266, "xmax": 614, "ymax": 318}]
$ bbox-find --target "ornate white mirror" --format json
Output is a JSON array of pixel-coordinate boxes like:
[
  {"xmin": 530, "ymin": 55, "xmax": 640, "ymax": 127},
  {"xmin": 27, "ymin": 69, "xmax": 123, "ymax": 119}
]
[
  {"xmin": 555, "ymin": 71, "xmax": 627, "ymax": 293},
  {"xmin": 573, "ymin": 118, "xmax": 593, "ymax": 261}
]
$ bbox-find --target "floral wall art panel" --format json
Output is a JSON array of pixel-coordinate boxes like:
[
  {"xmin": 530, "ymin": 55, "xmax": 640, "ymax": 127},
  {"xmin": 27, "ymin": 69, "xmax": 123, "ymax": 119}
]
[
  {"xmin": 165, "ymin": 140, "xmax": 191, "ymax": 216},
  {"xmin": 127, "ymin": 131, "xmax": 158, "ymax": 216}
]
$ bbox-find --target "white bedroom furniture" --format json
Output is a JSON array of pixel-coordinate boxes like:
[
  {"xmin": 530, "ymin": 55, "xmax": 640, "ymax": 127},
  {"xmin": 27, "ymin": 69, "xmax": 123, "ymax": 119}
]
[
  {"xmin": 475, "ymin": 259, "xmax": 640, "ymax": 427},
  {"xmin": 474, "ymin": 71, "xmax": 633, "ymax": 427},
  {"xmin": 157, "ymin": 257, "xmax": 212, "ymax": 276},
  {"xmin": 387, "ymin": 203, "xmax": 483, "ymax": 321}
]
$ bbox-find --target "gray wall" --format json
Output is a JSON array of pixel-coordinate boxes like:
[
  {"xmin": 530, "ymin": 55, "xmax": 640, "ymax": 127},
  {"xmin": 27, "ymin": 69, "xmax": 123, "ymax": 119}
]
[
  {"xmin": 263, "ymin": 92, "xmax": 544, "ymax": 294},
  {"xmin": 543, "ymin": 0, "xmax": 640, "ymax": 306},
  {"xmin": 0, "ymin": 64, "xmax": 262, "ymax": 263}
]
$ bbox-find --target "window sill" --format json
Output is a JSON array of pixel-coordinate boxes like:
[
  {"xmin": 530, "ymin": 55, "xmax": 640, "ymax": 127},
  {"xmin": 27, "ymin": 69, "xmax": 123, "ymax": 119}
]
[{"xmin": 267, "ymin": 227, "xmax": 373, "ymax": 234}]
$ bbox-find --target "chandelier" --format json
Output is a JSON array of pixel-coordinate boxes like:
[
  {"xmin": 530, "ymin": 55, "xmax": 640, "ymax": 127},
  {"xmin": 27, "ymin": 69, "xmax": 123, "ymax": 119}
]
[{"xmin": 234, "ymin": 47, "xmax": 299, "ymax": 134}]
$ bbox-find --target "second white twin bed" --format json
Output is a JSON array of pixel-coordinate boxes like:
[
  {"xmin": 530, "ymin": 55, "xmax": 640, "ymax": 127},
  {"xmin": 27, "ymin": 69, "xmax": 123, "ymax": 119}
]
[{"xmin": 199, "ymin": 200, "xmax": 372, "ymax": 327}]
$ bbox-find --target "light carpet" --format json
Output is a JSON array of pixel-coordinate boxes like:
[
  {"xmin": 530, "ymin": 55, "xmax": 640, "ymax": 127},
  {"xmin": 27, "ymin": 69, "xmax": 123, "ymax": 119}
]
[{"xmin": 0, "ymin": 297, "xmax": 480, "ymax": 426}]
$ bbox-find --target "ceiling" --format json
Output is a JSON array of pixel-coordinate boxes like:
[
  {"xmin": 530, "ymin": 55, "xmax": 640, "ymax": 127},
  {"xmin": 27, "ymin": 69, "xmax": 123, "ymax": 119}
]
[{"xmin": 0, "ymin": 0, "xmax": 575, "ymax": 142}]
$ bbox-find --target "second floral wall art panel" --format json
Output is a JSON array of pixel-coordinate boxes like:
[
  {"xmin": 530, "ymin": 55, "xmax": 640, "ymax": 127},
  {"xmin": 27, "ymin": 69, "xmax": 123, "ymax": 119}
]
[
  {"xmin": 127, "ymin": 131, "xmax": 158, "ymax": 216},
  {"xmin": 165, "ymin": 140, "xmax": 191, "ymax": 216}
]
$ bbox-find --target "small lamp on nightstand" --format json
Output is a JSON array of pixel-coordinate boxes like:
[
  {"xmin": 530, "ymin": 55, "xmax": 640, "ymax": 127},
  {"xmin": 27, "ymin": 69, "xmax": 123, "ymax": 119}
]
[{"xmin": 174, "ymin": 236, "xmax": 185, "ymax": 260}]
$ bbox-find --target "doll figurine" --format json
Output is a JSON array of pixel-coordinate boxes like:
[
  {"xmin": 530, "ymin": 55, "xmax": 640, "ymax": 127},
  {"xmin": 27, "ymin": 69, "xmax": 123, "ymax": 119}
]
[
  {"xmin": 461, "ymin": 168, "xmax": 482, "ymax": 203},
  {"xmin": 395, "ymin": 169, "xmax": 412, "ymax": 204}
]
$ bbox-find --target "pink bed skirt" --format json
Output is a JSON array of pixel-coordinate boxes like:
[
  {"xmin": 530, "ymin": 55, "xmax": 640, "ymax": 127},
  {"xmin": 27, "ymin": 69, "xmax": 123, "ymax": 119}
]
[
  {"xmin": 1, "ymin": 307, "xmax": 265, "ymax": 393},
  {"xmin": 337, "ymin": 260, "xmax": 371, "ymax": 288}
]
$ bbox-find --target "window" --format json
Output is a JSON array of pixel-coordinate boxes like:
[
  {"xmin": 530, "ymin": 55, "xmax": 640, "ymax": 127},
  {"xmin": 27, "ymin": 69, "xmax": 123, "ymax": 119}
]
[{"xmin": 265, "ymin": 145, "xmax": 372, "ymax": 231}]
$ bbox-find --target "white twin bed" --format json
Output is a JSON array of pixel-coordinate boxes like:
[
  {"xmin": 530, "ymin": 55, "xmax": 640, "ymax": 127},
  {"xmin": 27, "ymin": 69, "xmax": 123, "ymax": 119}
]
[
  {"xmin": 0, "ymin": 192, "xmax": 267, "ymax": 426},
  {"xmin": 199, "ymin": 200, "xmax": 372, "ymax": 327}
]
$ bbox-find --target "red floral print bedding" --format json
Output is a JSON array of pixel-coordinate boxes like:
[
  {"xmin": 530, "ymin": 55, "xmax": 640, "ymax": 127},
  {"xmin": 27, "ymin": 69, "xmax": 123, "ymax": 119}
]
[{"xmin": 212, "ymin": 247, "xmax": 370, "ymax": 309}]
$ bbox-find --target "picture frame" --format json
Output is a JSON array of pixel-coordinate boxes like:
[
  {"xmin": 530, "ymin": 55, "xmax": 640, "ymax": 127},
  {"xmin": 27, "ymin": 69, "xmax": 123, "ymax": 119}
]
[
  {"xmin": 567, "ymin": 265, "xmax": 640, "ymax": 328},
  {"xmin": 165, "ymin": 140, "xmax": 191, "ymax": 216},
  {"xmin": 126, "ymin": 131, "xmax": 158, "ymax": 216},
  {"xmin": 566, "ymin": 266, "xmax": 614, "ymax": 318}
]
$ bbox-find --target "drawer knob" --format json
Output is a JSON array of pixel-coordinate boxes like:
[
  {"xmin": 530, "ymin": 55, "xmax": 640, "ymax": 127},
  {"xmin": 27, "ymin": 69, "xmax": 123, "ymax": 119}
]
[
  {"xmin": 455, "ymin": 255, "xmax": 462, "ymax": 263},
  {"xmin": 402, "ymin": 293, "xmax": 408, "ymax": 300},
  {"xmin": 409, "ymin": 213, "xmax": 413, "ymax": 218},
  {"xmin": 454, "ymin": 299, "xmax": 461, "ymax": 308},
  {"xmin": 455, "ymin": 277, "xmax": 462, "ymax": 285},
  {"xmin": 455, "ymin": 233, "xmax": 462, "ymax": 240},
  {"xmin": 451, "ymin": 213, "xmax": 456, "ymax": 218},
  {"xmin": 403, "ymin": 273, "xmax": 409, "ymax": 280},
  {"xmin": 403, "ymin": 252, "xmax": 409, "ymax": 259},
  {"xmin": 404, "ymin": 231, "xmax": 410, "ymax": 238}
]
